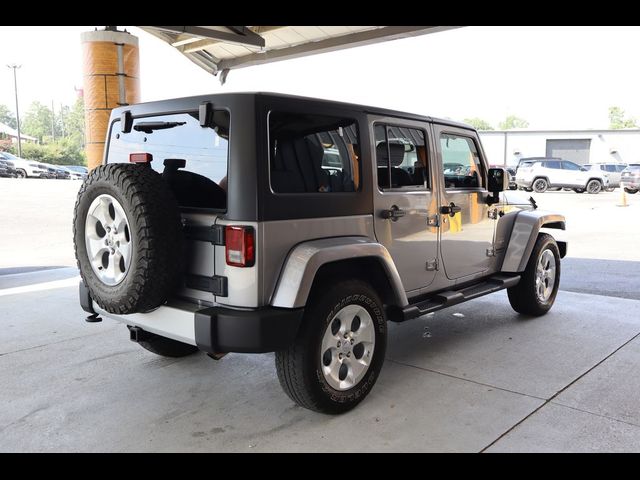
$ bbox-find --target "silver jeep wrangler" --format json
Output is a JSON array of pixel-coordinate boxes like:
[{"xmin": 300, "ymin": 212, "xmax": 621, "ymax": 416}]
[{"xmin": 74, "ymin": 93, "xmax": 566, "ymax": 414}]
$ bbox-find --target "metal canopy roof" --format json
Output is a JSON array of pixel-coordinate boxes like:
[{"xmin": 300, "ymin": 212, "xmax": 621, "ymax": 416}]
[{"xmin": 138, "ymin": 26, "xmax": 457, "ymax": 83}]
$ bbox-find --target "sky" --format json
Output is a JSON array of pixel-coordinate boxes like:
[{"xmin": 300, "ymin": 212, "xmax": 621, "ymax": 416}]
[{"xmin": 1, "ymin": 25, "xmax": 639, "ymax": 130}]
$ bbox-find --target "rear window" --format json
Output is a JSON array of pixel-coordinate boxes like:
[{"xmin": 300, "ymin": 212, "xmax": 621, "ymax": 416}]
[
  {"xmin": 107, "ymin": 111, "xmax": 229, "ymax": 210},
  {"xmin": 268, "ymin": 111, "xmax": 360, "ymax": 194}
]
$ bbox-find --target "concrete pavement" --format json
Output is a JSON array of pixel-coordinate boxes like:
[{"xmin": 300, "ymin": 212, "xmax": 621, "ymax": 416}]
[{"xmin": 1, "ymin": 179, "xmax": 640, "ymax": 451}]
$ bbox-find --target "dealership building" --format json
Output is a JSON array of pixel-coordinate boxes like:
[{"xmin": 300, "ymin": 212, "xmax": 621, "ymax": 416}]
[{"xmin": 479, "ymin": 128, "xmax": 640, "ymax": 167}]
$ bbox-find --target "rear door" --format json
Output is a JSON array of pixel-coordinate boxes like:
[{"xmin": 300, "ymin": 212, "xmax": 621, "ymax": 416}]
[
  {"xmin": 107, "ymin": 111, "xmax": 230, "ymax": 304},
  {"xmin": 371, "ymin": 118, "xmax": 438, "ymax": 293}
]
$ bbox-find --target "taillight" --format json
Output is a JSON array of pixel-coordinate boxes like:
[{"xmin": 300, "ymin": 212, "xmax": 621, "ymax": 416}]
[
  {"xmin": 225, "ymin": 226, "xmax": 255, "ymax": 267},
  {"xmin": 129, "ymin": 152, "xmax": 153, "ymax": 163}
]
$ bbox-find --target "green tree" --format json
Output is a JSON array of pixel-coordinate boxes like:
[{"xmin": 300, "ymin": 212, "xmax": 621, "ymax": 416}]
[
  {"xmin": 499, "ymin": 115, "xmax": 529, "ymax": 130},
  {"xmin": 22, "ymin": 101, "xmax": 61, "ymax": 143},
  {"xmin": 609, "ymin": 106, "xmax": 637, "ymax": 129},
  {"xmin": 63, "ymin": 97, "xmax": 85, "ymax": 148},
  {"xmin": 0, "ymin": 104, "xmax": 17, "ymax": 129},
  {"xmin": 463, "ymin": 117, "xmax": 494, "ymax": 130}
]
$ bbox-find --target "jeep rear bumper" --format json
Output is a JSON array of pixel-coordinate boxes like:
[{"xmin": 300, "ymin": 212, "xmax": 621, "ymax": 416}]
[{"xmin": 80, "ymin": 282, "xmax": 303, "ymax": 354}]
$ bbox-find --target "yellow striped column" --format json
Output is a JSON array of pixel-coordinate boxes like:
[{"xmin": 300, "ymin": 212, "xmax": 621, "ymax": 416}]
[{"xmin": 81, "ymin": 28, "xmax": 140, "ymax": 171}]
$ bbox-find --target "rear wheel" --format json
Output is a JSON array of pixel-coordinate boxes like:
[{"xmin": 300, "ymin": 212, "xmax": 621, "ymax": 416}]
[
  {"xmin": 624, "ymin": 188, "xmax": 638, "ymax": 194},
  {"xmin": 275, "ymin": 280, "xmax": 387, "ymax": 414},
  {"xmin": 533, "ymin": 178, "xmax": 548, "ymax": 193},
  {"xmin": 586, "ymin": 179, "xmax": 602, "ymax": 194},
  {"xmin": 507, "ymin": 234, "xmax": 560, "ymax": 316},
  {"xmin": 574, "ymin": 188, "xmax": 585, "ymax": 193}
]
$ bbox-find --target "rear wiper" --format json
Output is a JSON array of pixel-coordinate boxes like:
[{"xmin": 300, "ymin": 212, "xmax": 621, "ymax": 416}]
[{"xmin": 133, "ymin": 121, "xmax": 186, "ymax": 133}]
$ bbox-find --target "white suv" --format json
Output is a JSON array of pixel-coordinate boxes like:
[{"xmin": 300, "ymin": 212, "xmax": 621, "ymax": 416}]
[
  {"xmin": 516, "ymin": 158, "xmax": 609, "ymax": 194},
  {"xmin": 0, "ymin": 152, "xmax": 48, "ymax": 178}
]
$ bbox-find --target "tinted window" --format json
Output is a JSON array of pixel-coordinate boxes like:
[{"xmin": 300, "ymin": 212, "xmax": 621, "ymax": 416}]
[
  {"xmin": 562, "ymin": 161, "xmax": 581, "ymax": 170},
  {"xmin": 375, "ymin": 125, "xmax": 428, "ymax": 190},
  {"xmin": 616, "ymin": 165, "xmax": 627, "ymax": 172},
  {"xmin": 440, "ymin": 133, "xmax": 484, "ymax": 189},
  {"xmin": 544, "ymin": 160, "xmax": 561, "ymax": 169},
  {"xmin": 108, "ymin": 112, "xmax": 229, "ymax": 210},
  {"xmin": 269, "ymin": 112, "xmax": 360, "ymax": 194}
]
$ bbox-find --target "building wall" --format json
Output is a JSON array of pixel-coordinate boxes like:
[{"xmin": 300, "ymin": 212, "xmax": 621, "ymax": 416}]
[{"xmin": 479, "ymin": 129, "xmax": 640, "ymax": 166}]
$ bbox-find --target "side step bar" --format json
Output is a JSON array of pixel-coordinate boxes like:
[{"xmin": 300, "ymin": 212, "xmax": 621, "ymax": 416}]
[{"xmin": 400, "ymin": 274, "xmax": 521, "ymax": 321}]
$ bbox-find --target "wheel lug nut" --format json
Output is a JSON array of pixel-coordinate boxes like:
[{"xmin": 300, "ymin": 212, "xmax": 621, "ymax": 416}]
[
  {"xmin": 347, "ymin": 352, "xmax": 351, "ymax": 357},
  {"xmin": 337, "ymin": 341, "xmax": 341, "ymax": 347},
  {"xmin": 338, "ymin": 353, "xmax": 343, "ymax": 359},
  {"xmin": 344, "ymin": 333, "xmax": 348, "ymax": 339},
  {"xmin": 350, "ymin": 339, "xmax": 354, "ymax": 345}
]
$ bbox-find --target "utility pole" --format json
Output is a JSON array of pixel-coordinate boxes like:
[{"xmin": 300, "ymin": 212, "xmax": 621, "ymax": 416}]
[
  {"xmin": 51, "ymin": 100, "xmax": 56, "ymax": 141},
  {"xmin": 7, "ymin": 64, "xmax": 22, "ymax": 157}
]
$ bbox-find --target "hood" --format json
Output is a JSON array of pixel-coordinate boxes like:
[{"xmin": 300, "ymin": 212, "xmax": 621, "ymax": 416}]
[{"xmin": 501, "ymin": 190, "xmax": 535, "ymax": 208}]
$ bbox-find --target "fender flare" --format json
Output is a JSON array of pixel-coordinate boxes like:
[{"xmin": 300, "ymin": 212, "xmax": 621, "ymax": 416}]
[
  {"xmin": 270, "ymin": 236, "xmax": 408, "ymax": 309},
  {"xmin": 501, "ymin": 210, "xmax": 566, "ymax": 272}
]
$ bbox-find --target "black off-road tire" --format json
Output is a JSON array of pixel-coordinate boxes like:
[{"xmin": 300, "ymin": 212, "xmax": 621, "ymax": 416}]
[
  {"xmin": 73, "ymin": 163, "xmax": 183, "ymax": 314},
  {"xmin": 133, "ymin": 329, "xmax": 199, "ymax": 358},
  {"xmin": 507, "ymin": 233, "xmax": 561, "ymax": 316},
  {"xmin": 275, "ymin": 280, "xmax": 387, "ymax": 414}
]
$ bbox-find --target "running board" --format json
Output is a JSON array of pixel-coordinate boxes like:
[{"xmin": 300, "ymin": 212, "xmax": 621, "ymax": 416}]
[{"xmin": 400, "ymin": 274, "xmax": 521, "ymax": 321}]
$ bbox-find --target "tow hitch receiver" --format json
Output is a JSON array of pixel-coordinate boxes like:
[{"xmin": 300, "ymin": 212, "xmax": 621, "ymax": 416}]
[{"xmin": 128, "ymin": 325, "xmax": 152, "ymax": 343}]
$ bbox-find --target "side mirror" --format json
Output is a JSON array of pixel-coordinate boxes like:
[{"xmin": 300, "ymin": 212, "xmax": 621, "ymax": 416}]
[{"xmin": 487, "ymin": 167, "xmax": 509, "ymax": 204}]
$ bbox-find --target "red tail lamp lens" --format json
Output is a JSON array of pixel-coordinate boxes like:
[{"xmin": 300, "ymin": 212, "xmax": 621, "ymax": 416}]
[{"xmin": 225, "ymin": 226, "xmax": 255, "ymax": 267}]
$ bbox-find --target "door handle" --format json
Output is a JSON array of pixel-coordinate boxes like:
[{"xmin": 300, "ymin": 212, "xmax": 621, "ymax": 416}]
[
  {"xmin": 440, "ymin": 202, "xmax": 462, "ymax": 217},
  {"xmin": 381, "ymin": 205, "xmax": 406, "ymax": 221}
]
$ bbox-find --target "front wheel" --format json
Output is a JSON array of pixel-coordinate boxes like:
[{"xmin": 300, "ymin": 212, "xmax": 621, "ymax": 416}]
[
  {"xmin": 507, "ymin": 233, "xmax": 561, "ymax": 316},
  {"xmin": 15, "ymin": 169, "xmax": 26, "ymax": 179},
  {"xmin": 275, "ymin": 279, "xmax": 387, "ymax": 414},
  {"xmin": 586, "ymin": 179, "xmax": 602, "ymax": 194},
  {"xmin": 624, "ymin": 187, "xmax": 638, "ymax": 194}
]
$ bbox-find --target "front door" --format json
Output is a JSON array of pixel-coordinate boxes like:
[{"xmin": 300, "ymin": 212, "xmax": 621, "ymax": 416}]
[
  {"xmin": 435, "ymin": 125, "xmax": 495, "ymax": 280},
  {"xmin": 372, "ymin": 119, "xmax": 439, "ymax": 294}
]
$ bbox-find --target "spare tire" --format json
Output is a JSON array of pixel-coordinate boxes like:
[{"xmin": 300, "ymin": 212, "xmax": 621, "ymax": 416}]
[{"xmin": 73, "ymin": 163, "xmax": 183, "ymax": 314}]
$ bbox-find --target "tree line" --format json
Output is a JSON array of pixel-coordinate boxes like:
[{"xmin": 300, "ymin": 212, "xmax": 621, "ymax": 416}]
[
  {"xmin": 463, "ymin": 106, "xmax": 638, "ymax": 131},
  {"xmin": 0, "ymin": 98, "xmax": 86, "ymax": 165}
]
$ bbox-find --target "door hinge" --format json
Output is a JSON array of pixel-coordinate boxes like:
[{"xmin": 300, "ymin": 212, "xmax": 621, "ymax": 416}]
[
  {"xmin": 486, "ymin": 248, "xmax": 496, "ymax": 257},
  {"xmin": 488, "ymin": 208, "xmax": 498, "ymax": 220},
  {"xmin": 183, "ymin": 224, "xmax": 225, "ymax": 245},
  {"xmin": 427, "ymin": 214, "xmax": 439, "ymax": 227},
  {"xmin": 426, "ymin": 258, "xmax": 439, "ymax": 271}
]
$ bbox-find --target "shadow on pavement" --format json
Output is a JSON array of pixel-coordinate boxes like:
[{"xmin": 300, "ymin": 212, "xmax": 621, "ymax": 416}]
[{"xmin": 561, "ymin": 257, "xmax": 640, "ymax": 300}]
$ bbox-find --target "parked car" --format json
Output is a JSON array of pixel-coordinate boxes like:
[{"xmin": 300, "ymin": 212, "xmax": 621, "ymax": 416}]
[
  {"xmin": 75, "ymin": 92, "xmax": 567, "ymax": 414},
  {"xmin": 0, "ymin": 157, "xmax": 17, "ymax": 177},
  {"xmin": 515, "ymin": 158, "xmax": 609, "ymax": 193},
  {"xmin": 0, "ymin": 152, "xmax": 49, "ymax": 178},
  {"xmin": 620, "ymin": 164, "xmax": 640, "ymax": 194},
  {"xmin": 60, "ymin": 166, "xmax": 86, "ymax": 180},
  {"xmin": 63, "ymin": 165, "xmax": 88, "ymax": 179},
  {"xmin": 40, "ymin": 163, "xmax": 71, "ymax": 180},
  {"xmin": 583, "ymin": 162, "xmax": 627, "ymax": 190}
]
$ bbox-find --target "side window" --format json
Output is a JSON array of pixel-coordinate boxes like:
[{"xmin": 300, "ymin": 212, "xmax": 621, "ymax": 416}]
[
  {"xmin": 545, "ymin": 160, "xmax": 561, "ymax": 169},
  {"xmin": 562, "ymin": 161, "xmax": 581, "ymax": 171},
  {"xmin": 440, "ymin": 133, "xmax": 484, "ymax": 189},
  {"xmin": 375, "ymin": 124, "xmax": 428, "ymax": 190},
  {"xmin": 269, "ymin": 112, "xmax": 360, "ymax": 194},
  {"xmin": 605, "ymin": 165, "xmax": 617, "ymax": 173},
  {"xmin": 617, "ymin": 165, "xmax": 628, "ymax": 172}
]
